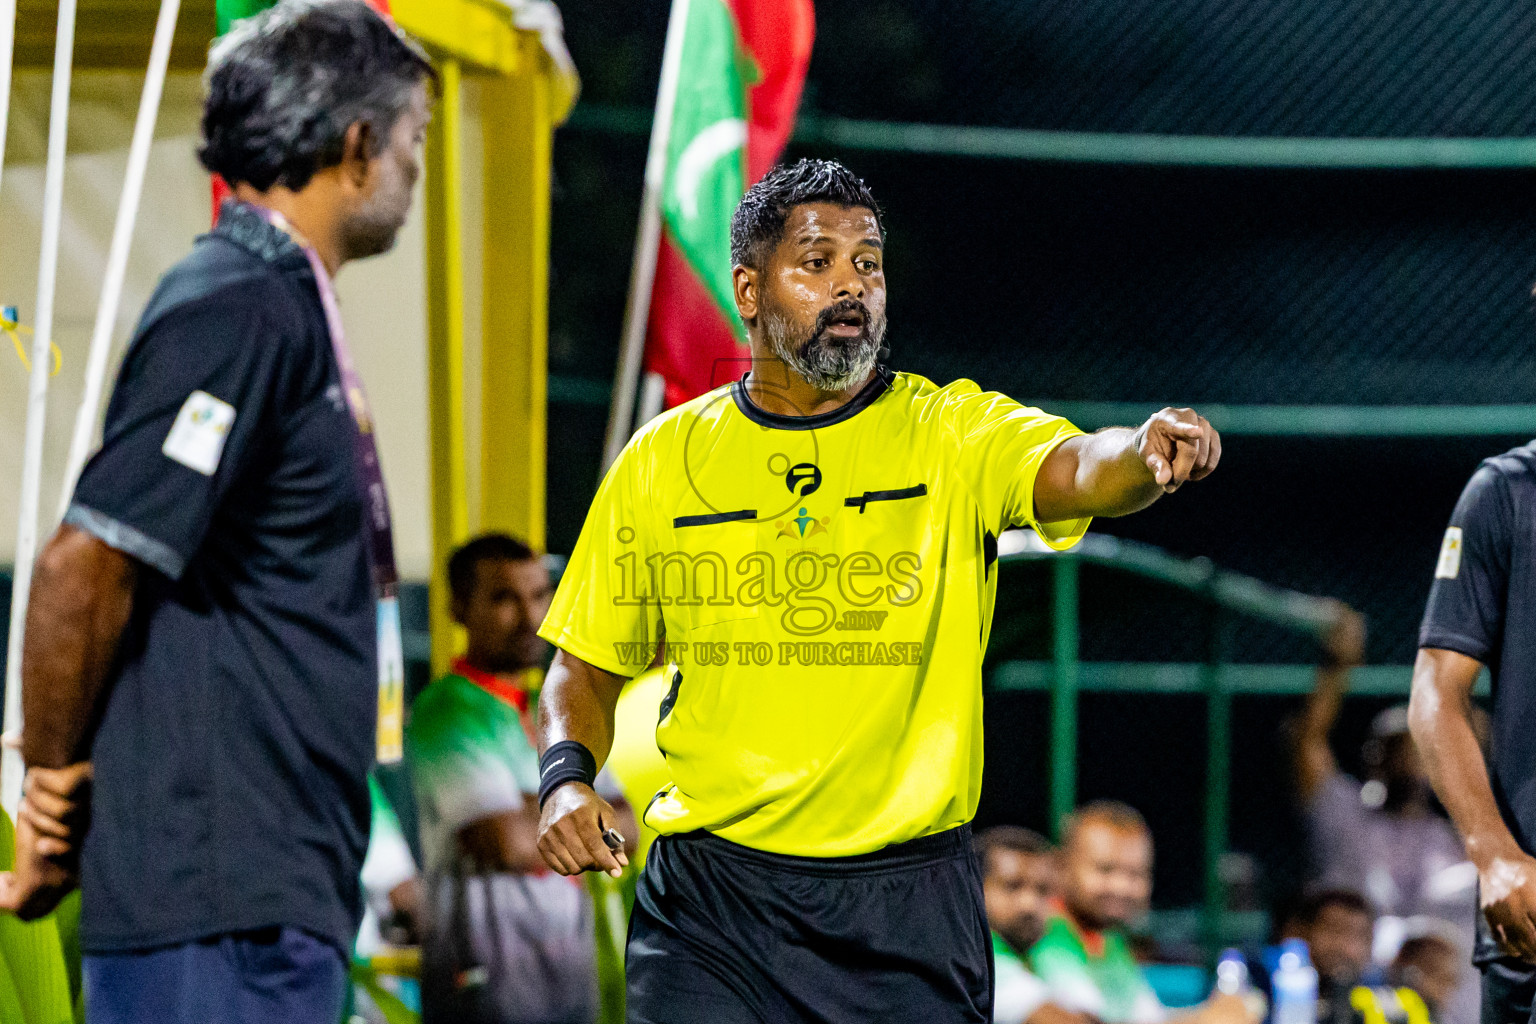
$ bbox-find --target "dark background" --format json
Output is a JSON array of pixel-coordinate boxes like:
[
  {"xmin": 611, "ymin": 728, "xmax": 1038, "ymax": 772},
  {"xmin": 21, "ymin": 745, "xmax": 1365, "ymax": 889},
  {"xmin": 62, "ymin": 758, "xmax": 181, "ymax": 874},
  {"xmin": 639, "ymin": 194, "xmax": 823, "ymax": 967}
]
[{"xmin": 545, "ymin": 0, "xmax": 1536, "ymax": 909}]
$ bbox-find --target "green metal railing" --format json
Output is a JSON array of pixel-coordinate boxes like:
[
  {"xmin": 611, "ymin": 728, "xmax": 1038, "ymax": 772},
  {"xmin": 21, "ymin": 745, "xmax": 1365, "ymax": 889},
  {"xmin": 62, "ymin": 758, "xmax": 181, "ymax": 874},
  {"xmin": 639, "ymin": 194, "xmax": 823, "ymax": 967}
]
[
  {"xmin": 554, "ymin": 102, "xmax": 1536, "ymax": 440},
  {"xmin": 549, "ymin": 377, "xmax": 1536, "ymax": 437},
  {"xmin": 567, "ymin": 102, "xmax": 1536, "ymax": 170},
  {"xmin": 988, "ymin": 532, "xmax": 1405, "ymax": 954}
]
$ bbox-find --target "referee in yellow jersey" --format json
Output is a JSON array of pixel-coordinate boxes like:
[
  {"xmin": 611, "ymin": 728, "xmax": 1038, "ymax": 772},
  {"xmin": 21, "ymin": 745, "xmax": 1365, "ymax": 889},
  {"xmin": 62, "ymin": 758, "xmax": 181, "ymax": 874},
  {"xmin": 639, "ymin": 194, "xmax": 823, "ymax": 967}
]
[{"xmin": 534, "ymin": 159, "xmax": 1222, "ymax": 1024}]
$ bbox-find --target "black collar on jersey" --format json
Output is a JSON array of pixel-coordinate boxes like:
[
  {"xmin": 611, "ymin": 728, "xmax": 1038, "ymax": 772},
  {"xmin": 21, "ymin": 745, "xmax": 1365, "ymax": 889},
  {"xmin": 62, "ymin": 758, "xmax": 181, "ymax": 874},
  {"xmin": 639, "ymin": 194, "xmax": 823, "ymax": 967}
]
[
  {"xmin": 732, "ymin": 365, "xmax": 895, "ymax": 430},
  {"xmin": 208, "ymin": 200, "xmax": 309, "ymax": 271}
]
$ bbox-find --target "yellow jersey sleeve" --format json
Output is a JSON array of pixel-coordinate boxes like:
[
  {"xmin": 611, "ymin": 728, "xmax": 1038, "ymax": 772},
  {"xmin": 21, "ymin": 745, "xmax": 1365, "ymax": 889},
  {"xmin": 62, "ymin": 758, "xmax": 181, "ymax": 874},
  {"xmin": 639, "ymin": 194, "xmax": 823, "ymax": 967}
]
[
  {"xmin": 538, "ymin": 439, "xmax": 659, "ymax": 677},
  {"xmin": 946, "ymin": 384, "xmax": 1091, "ymax": 549}
]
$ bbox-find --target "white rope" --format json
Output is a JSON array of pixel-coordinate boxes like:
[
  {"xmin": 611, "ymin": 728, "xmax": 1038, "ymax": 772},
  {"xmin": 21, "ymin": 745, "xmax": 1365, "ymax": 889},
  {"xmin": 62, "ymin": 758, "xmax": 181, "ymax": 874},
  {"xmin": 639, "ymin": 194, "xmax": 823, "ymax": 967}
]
[
  {"xmin": 58, "ymin": 0, "xmax": 182, "ymax": 517},
  {"xmin": 0, "ymin": 0, "xmax": 17, "ymax": 831},
  {"xmin": 0, "ymin": 0, "xmax": 17, "ymax": 204},
  {"xmin": 4, "ymin": 0, "xmax": 80, "ymax": 818}
]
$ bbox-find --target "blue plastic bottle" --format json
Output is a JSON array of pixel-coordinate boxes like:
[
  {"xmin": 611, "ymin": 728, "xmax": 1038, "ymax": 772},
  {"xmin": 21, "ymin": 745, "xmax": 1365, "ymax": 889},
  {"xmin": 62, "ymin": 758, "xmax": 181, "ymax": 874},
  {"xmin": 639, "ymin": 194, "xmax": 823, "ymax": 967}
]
[{"xmin": 1271, "ymin": 939, "xmax": 1319, "ymax": 1024}]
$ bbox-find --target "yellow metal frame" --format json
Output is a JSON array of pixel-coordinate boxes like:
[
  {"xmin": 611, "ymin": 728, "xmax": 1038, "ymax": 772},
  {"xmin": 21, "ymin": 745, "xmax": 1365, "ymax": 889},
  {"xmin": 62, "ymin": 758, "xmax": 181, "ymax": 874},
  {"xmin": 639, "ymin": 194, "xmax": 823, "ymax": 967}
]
[
  {"xmin": 423, "ymin": 57, "xmax": 471, "ymax": 677},
  {"xmin": 415, "ymin": 20, "xmax": 563, "ymax": 676},
  {"xmin": 14, "ymin": 0, "xmax": 530, "ymax": 72},
  {"xmin": 391, "ymin": 0, "xmax": 527, "ymax": 76},
  {"xmin": 480, "ymin": 34, "xmax": 553, "ymax": 551}
]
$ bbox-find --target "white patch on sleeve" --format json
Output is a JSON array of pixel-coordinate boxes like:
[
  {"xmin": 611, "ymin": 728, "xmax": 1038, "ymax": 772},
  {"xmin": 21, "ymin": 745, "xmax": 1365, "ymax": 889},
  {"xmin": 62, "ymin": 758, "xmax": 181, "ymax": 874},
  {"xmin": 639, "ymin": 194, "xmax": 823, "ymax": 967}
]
[
  {"xmin": 1435, "ymin": 526, "xmax": 1464, "ymax": 579},
  {"xmin": 161, "ymin": 390, "xmax": 237, "ymax": 476}
]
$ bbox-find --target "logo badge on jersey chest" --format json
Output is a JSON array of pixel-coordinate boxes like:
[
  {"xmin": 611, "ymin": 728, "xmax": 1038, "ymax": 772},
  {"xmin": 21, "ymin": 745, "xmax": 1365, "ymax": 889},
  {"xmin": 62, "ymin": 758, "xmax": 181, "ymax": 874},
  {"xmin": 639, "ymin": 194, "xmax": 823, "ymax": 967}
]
[{"xmin": 785, "ymin": 463, "xmax": 821, "ymax": 497}]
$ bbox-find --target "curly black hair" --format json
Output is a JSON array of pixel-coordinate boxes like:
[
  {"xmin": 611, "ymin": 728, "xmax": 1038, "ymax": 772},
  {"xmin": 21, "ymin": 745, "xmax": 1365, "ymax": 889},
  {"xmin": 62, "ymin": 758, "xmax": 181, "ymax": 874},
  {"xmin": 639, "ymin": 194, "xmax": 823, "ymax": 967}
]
[
  {"xmin": 729, "ymin": 158, "xmax": 885, "ymax": 271},
  {"xmin": 199, "ymin": 0, "xmax": 435, "ymax": 192}
]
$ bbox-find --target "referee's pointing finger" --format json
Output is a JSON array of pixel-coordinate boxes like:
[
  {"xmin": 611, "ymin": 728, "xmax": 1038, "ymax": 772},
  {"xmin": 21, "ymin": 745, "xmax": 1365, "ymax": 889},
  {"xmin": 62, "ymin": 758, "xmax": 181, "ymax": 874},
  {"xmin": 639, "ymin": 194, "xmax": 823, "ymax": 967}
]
[
  {"xmin": 1204, "ymin": 421, "xmax": 1223, "ymax": 476},
  {"xmin": 1192, "ymin": 416, "xmax": 1213, "ymax": 474},
  {"xmin": 1169, "ymin": 437, "xmax": 1199, "ymax": 489}
]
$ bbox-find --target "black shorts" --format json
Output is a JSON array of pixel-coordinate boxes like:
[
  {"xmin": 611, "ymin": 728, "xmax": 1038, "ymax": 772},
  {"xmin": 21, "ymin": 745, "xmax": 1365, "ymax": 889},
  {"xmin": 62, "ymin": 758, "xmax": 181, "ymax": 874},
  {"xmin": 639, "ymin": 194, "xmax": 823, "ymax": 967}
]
[
  {"xmin": 625, "ymin": 824, "xmax": 993, "ymax": 1024},
  {"xmin": 1481, "ymin": 957, "xmax": 1536, "ymax": 1024}
]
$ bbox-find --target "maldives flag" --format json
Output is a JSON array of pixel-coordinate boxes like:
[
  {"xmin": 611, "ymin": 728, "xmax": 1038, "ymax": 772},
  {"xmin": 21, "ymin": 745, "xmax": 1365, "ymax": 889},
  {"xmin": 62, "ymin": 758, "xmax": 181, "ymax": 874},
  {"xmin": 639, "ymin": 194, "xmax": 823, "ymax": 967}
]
[{"xmin": 642, "ymin": 0, "xmax": 815, "ymax": 410}]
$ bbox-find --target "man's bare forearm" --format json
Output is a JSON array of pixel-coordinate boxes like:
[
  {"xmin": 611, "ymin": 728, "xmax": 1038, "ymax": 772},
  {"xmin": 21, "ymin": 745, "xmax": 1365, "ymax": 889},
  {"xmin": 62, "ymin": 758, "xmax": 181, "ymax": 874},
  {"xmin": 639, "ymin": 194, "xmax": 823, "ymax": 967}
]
[
  {"xmin": 1036, "ymin": 429, "xmax": 1162, "ymax": 522},
  {"xmin": 1036, "ymin": 408, "xmax": 1218, "ymax": 523},
  {"xmin": 1076, "ymin": 427, "xmax": 1166, "ymax": 516},
  {"xmin": 535, "ymin": 649, "xmax": 628, "ymax": 764},
  {"xmin": 1409, "ymin": 647, "xmax": 1512, "ymax": 863},
  {"xmin": 21, "ymin": 526, "xmax": 136, "ymax": 769}
]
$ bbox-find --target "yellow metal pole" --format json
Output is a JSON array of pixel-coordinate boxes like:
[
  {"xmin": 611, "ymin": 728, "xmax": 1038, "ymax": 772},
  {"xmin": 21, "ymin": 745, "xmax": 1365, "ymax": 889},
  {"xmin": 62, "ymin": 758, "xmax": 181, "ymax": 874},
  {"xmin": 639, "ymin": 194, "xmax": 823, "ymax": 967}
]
[
  {"xmin": 480, "ymin": 34, "xmax": 550, "ymax": 551},
  {"xmin": 424, "ymin": 57, "xmax": 468, "ymax": 678},
  {"xmin": 389, "ymin": 0, "xmax": 523, "ymax": 75}
]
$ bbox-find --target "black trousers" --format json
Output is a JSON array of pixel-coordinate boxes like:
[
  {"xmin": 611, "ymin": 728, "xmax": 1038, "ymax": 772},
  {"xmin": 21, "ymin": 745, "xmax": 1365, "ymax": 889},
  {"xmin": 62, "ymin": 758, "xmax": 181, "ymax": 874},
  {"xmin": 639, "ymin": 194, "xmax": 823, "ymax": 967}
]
[{"xmin": 625, "ymin": 825, "xmax": 993, "ymax": 1024}]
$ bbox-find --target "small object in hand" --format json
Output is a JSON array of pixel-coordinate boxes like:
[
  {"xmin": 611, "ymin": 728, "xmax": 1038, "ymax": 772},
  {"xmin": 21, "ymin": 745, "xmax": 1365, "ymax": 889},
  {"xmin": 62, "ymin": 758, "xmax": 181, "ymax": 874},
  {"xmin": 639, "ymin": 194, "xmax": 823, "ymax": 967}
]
[{"xmin": 602, "ymin": 827, "xmax": 626, "ymax": 852}]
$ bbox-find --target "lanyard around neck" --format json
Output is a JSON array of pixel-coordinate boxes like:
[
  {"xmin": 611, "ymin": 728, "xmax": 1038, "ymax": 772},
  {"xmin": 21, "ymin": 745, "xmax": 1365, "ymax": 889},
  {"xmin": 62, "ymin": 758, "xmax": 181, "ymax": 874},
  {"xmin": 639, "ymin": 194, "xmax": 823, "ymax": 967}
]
[{"xmin": 244, "ymin": 203, "xmax": 399, "ymax": 596}]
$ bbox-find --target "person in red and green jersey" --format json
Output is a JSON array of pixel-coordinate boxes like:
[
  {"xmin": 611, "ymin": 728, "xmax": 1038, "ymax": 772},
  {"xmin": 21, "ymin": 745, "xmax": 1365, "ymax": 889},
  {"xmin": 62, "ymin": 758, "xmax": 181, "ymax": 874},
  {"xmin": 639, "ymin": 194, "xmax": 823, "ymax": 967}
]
[
  {"xmin": 407, "ymin": 534, "xmax": 635, "ymax": 1024},
  {"xmin": 533, "ymin": 158, "xmax": 1225, "ymax": 1024},
  {"xmin": 1034, "ymin": 803, "xmax": 1253, "ymax": 1024},
  {"xmin": 979, "ymin": 826, "xmax": 1094, "ymax": 1024}
]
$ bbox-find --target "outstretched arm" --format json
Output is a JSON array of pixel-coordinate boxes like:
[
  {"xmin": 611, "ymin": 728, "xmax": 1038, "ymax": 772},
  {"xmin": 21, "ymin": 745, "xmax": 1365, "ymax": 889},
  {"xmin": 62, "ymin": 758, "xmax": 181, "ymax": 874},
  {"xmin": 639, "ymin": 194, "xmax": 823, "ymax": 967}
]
[
  {"xmin": 535, "ymin": 648, "xmax": 631, "ymax": 878},
  {"xmin": 1410, "ymin": 647, "xmax": 1533, "ymax": 958},
  {"xmin": 0, "ymin": 524, "xmax": 137, "ymax": 919},
  {"xmin": 1034, "ymin": 408, "xmax": 1221, "ymax": 523},
  {"xmin": 1292, "ymin": 604, "xmax": 1366, "ymax": 803}
]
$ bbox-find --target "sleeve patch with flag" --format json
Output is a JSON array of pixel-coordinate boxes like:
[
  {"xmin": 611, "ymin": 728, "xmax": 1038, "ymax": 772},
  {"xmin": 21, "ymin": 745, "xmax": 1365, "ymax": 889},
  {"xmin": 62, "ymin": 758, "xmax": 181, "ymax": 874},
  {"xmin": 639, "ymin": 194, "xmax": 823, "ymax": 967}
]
[
  {"xmin": 162, "ymin": 390, "xmax": 236, "ymax": 476},
  {"xmin": 1435, "ymin": 527, "xmax": 1464, "ymax": 579}
]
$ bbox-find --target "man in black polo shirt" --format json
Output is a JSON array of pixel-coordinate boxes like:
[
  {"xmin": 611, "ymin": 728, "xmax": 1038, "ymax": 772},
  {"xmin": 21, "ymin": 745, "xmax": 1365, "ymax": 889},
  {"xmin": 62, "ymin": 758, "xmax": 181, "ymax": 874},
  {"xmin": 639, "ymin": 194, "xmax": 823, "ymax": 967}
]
[
  {"xmin": 1412, "ymin": 444, "xmax": 1536, "ymax": 1024},
  {"xmin": 0, "ymin": 2, "xmax": 433, "ymax": 1021}
]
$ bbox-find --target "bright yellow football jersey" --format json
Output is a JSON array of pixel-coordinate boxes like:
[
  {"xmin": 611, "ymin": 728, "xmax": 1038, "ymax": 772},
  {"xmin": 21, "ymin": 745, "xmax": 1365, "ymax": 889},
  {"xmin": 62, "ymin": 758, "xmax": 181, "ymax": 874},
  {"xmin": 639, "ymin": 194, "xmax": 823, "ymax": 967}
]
[{"xmin": 539, "ymin": 369, "xmax": 1090, "ymax": 856}]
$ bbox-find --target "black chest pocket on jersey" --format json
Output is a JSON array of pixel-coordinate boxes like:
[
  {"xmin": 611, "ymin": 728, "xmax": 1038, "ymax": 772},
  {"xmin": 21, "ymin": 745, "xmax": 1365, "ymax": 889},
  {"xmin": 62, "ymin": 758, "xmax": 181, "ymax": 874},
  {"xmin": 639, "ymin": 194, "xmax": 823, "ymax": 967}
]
[
  {"xmin": 662, "ymin": 512, "xmax": 761, "ymax": 628},
  {"xmin": 844, "ymin": 483, "xmax": 927, "ymax": 513},
  {"xmin": 674, "ymin": 509, "xmax": 756, "ymax": 528}
]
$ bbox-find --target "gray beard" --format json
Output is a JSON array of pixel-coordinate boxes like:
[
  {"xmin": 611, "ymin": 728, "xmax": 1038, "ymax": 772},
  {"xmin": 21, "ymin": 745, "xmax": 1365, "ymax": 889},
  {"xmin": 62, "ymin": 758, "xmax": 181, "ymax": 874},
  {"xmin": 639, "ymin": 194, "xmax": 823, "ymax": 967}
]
[
  {"xmin": 760, "ymin": 304, "xmax": 886, "ymax": 392},
  {"xmin": 339, "ymin": 209, "xmax": 403, "ymax": 262}
]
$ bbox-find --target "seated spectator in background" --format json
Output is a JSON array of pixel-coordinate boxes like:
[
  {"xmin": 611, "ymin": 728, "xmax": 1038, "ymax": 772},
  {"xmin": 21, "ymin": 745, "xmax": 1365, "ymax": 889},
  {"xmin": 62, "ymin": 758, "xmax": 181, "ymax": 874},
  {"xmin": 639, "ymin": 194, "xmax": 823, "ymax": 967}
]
[
  {"xmin": 1291, "ymin": 605, "xmax": 1477, "ymax": 1024},
  {"xmin": 980, "ymin": 826, "xmax": 1093, "ymax": 1024},
  {"xmin": 1032, "ymin": 802, "xmax": 1252, "ymax": 1024},
  {"xmin": 1337, "ymin": 931, "xmax": 1460, "ymax": 1024},
  {"xmin": 1283, "ymin": 889, "xmax": 1376, "ymax": 1024},
  {"xmin": 407, "ymin": 534, "xmax": 636, "ymax": 1024},
  {"xmin": 1391, "ymin": 933, "xmax": 1463, "ymax": 1023}
]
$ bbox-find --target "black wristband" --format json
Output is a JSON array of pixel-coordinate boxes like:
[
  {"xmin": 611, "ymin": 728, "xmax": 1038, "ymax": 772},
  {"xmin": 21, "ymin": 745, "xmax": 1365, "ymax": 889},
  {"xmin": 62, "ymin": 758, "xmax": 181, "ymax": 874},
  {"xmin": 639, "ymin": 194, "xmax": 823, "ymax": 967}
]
[{"xmin": 539, "ymin": 740, "xmax": 598, "ymax": 808}]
